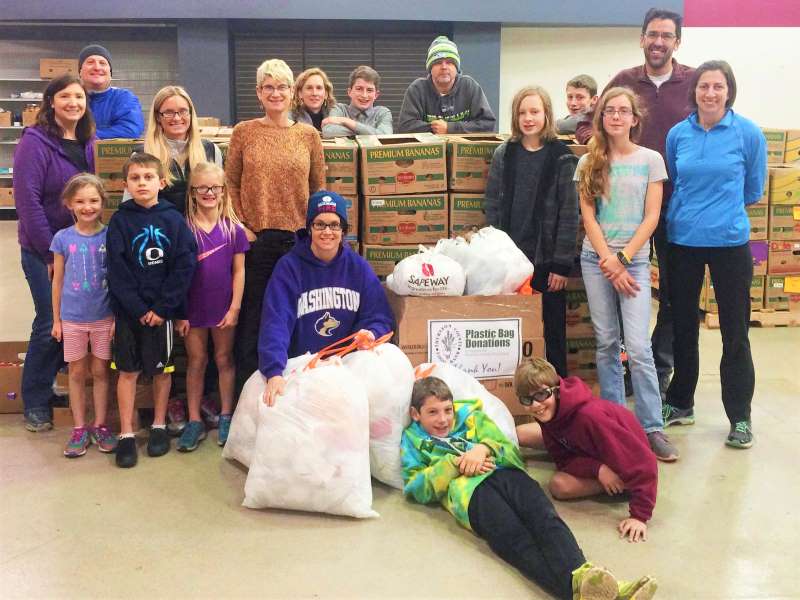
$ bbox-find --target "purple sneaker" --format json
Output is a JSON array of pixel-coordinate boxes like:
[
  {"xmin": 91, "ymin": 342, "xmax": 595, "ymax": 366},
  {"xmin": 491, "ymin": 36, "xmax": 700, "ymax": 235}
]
[
  {"xmin": 64, "ymin": 427, "xmax": 91, "ymax": 458},
  {"xmin": 167, "ymin": 397, "xmax": 187, "ymax": 436},
  {"xmin": 90, "ymin": 424, "xmax": 118, "ymax": 453},
  {"xmin": 201, "ymin": 396, "xmax": 220, "ymax": 429}
]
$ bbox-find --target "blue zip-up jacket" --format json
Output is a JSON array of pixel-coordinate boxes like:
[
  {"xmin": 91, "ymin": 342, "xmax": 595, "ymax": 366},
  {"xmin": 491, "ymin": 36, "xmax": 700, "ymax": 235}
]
[
  {"xmin": 258, "ymin": 229, "xmax": 394, "ymax": 379},
  {"xmin": 106, "ymin": 198, "xmax": 197, "ymax": 320},
  {"xmin": 665, "ymin": 110, "xmax": 766, "ymax": 247},
  {"xmin": 89, "ymin": 87, "xmax": 145, "ymax": 140}
]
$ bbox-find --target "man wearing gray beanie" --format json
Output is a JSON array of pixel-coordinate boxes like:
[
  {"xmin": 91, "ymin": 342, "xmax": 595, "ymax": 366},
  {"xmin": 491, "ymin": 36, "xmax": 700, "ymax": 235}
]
[
  {"xmin": 398, "ymin": 35, "xmax": 496, "ymax": 134},
  {"xmin": 78, "ymin": 43, "xmax": 144, "ymax": 139}
]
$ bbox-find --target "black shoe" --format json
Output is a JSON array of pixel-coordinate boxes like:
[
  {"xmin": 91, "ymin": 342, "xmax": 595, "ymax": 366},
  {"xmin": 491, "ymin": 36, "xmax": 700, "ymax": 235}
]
[
  {"xmin": 147, "ymin": 427, "xmax": 171, "ymax": 457},
  {"xmin": 116, "ymin": 437, "xmax": 138, "ymax": 468},
  {"xmin": 50, "ymin": 393, "xmax": 70, "ymax": 409}
]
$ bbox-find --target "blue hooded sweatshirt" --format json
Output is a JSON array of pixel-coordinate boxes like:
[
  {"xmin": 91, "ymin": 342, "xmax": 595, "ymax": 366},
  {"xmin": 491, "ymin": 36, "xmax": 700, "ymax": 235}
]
[
  {"xmin": 89, "ymin": 87, "xmax": 145, "ymax": 140},
  {"xmin": 106, "ymin": 198, "xmax": 197, "ymax": 320},
  {"xmin": 258, "ymin": 230, "xmax": 394, "ymax": 379}
]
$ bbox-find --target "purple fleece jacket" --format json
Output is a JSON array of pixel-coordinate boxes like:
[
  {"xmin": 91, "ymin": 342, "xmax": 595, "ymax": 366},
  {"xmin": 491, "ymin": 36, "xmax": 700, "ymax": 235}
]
[{"xmin": 13, "ymin": 126, "xmax": 96, "ymax": 262}]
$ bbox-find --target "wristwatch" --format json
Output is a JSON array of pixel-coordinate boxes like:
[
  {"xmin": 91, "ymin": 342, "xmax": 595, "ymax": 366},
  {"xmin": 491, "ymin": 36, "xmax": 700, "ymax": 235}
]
[{"xmin": 616, "ymin": 250, "xmax": 631, "ymax": 266}]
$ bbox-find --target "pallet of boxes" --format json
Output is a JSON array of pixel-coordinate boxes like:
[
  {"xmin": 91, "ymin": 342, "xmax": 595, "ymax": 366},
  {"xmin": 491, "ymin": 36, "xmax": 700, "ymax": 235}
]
[{"xmin": 321, "ymin": 137, "xmax": 360, "ymax": 252}]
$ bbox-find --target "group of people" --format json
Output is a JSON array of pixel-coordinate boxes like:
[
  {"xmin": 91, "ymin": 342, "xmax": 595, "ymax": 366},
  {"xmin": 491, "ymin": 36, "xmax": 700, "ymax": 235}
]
[{"xmin": 12, "ymin": 10, "xmax": 767, "ymax": 598}]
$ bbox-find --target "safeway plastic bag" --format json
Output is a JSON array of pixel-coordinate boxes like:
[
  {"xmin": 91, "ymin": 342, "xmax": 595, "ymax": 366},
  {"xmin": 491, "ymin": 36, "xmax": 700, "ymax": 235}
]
[
  {"xmin": 342, "ymin": 343, "xmax": 414, "ymax": 489},
  {"xmin": 386, "ymin": 247, "xmax": 466, "ymax": 296},
  {"xmin": 223, "ymin": 353, "xmax": 315, "ymax": 469},
  {"xmin": 415, "ymin": 362, "xmax": 519, "ymax": 447},
  {"xmin": 243, "ymin": 357, "xmax": 377, "ymax": 518}
]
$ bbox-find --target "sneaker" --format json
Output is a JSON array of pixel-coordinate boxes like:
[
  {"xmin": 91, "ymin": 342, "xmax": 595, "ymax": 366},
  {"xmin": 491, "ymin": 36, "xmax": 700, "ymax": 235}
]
[
  {"xmin": 64, "ymin": 427, "xmax": 91, "ymax": 458},
  {"xmin": 24, "ymin": 411, "xmax": 53, "ymax": 433},
  {"xmin": 167, "ymin": 397, "xmax": 187, "ymax": 436},
  {"xmin": 618, "ymin": 575, "xmax": 658, "ymax": 600},
  {"xmin": 116, "ymin": 436, "xmax": 138, "ymax": 468},
  {"xmin": 90, "ymin": 424, "xmax": 118, "ymax": 453},
  {"xmin": 147, "ymin": 426, "xmax": 171, "ymax": 457},
  {"xmin": 647, "ymin": 431, "xmax": 679, "ymax": 462},
  {"xmin": 217, "ymin": 414, "xmax": 232, "ymax": 447},
  {"xmin": 572, "ymin": 563, "xmax": 618, "ymax": 600},
  {"xmin": 662, "ymin": 403, "xmax": 695, "ymax": 427},
  {"xmin": 726, "ymin": 421, "xmax": 753, "ymax": 449},
  {"xmin": 201, "ymin": 396, "xmax": 220, "ymax": 429},
  {"xmin": 177, "ymin": 420, "xmax": 207, "ymax": 452}
]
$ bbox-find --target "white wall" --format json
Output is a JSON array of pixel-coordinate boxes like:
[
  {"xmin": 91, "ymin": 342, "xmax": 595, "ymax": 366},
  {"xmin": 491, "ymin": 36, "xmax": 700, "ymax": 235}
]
[{"xmin": 499, "ymin": 26, "xmax": 800, "ymax": 134}]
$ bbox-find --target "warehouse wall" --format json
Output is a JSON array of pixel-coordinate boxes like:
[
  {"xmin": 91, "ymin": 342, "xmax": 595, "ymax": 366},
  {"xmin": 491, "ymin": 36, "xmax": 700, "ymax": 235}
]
[{"xmin": 498, "ymin": 26, "xmax": 800, "ymax": 133}]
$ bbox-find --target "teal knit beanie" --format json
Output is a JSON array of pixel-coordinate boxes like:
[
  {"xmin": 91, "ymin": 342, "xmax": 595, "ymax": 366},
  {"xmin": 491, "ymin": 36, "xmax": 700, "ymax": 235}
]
[{"xmin": 426, "ymin": 36, "xmax": 461, "ymax": 73}]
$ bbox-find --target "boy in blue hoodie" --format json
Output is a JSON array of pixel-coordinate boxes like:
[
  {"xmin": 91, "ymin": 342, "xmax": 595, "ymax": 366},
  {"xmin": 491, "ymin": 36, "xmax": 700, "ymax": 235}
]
[
  {"xmin": 107, "ymin": 153, "xmax": 197, "ymax": 468},
  {"xmin": 258, "ymin": 190, "xmax": 393, "ymax": 406},
  {"xmin": 401, "ymin": 376, "xmax": 657, "ymax": 600}
]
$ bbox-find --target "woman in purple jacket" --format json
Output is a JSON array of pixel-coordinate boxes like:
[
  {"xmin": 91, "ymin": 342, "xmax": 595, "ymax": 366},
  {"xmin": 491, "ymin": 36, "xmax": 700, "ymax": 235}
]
[{"xmin": 13, "ymin": 74, "xmax": 97, "ymax": 431}]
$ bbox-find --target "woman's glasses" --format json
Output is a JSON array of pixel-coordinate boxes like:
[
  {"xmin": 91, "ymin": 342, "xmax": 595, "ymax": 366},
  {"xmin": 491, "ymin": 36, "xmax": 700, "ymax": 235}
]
[
  {"xmin": 159, "ymin": 109, "xmax": 191, "ymax": 120},
  {"xmin": 311, "ymin": 221, "xmax": 342, "ymax": 232}
]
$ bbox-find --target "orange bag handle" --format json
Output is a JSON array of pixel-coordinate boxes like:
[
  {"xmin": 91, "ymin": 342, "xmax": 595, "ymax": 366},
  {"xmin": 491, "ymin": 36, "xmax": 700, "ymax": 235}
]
[
  {"xmin": 414, "ymin": 364, "xmax": 436, "ymax": 380},
  {"xmin": 306, "ymin": 330, "xmax": 395, "ymax": 370}
]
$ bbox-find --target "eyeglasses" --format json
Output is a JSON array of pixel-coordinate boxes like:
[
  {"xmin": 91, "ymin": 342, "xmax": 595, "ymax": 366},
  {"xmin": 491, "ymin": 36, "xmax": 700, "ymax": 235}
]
[
  {"xmin": 519, "ymin": 386, "xmax": 559, "ymax": 407},
  {"xmin": 260, "ymin": 84, "xmax": 290, "ymax": 95},
  {"xmin": 191, "ymin": 185, "xmax": 224, "ymax": 195},
  {"xmin": 644, "ymin": 31, "xmax": 677, "ymax": 41},
  {"xmin": 311, "ymin": 221, "xmax": 342, "ymax": 232},
  {"xmin": 602, "ymin": 107, "xmax": 633, "ymax": 117},
  {"xmin": 159, "ymin": 109, "xmax": 191, "ymax": 120}
]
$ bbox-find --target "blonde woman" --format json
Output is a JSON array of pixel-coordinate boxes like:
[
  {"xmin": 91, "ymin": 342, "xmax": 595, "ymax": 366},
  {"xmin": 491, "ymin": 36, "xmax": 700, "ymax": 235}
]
[
  {"xmin": 127, "ymin": 85, "xmax": 223, "ymax": 213},
  {"xmin": 226, "ymin": 58, "xmax": 325, "ymax": 392},
  {"xmin": 290, "ymin": 67, "xmax": 337, "ymax": 131}
]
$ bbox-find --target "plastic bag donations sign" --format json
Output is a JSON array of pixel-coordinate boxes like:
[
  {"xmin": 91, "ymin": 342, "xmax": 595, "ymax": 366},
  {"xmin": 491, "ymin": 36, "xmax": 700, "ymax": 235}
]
[{"xmin": 427, "ymin": 318, "xmax": 522, "ymax": 379}]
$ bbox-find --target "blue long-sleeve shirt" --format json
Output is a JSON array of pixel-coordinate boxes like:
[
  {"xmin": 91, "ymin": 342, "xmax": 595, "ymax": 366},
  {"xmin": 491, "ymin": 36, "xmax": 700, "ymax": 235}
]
[
  {"xmin": 258, "ymin": 230, "xmax": 394, "ymax": 379},
  {"xmin": 665, "ymin": 110, "xmax": 766, "ymax": 247},
  {"xmin": 89, "ymin": 87, "xmax": 145, "ymax": 140}
]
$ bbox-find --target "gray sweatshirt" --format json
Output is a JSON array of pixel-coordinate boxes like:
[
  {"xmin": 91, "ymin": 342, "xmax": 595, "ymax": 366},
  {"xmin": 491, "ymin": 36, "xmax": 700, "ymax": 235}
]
[
  {"xmin": 397, "ymin": 74, "xmax": 496, "ymax": 134},
  {"xmin": 321, "ymin": 103, "xmax": 393, "ymax": 138}
]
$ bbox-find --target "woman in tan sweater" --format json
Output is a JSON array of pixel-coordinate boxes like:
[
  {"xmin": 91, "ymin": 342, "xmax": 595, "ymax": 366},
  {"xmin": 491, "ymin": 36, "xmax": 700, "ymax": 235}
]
[{"xmin": 225, "ymin": 58, "xmax": 325, "ymax": 393}]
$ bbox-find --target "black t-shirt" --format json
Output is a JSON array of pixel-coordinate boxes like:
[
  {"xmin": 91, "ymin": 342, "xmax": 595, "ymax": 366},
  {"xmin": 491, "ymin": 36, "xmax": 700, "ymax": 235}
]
[
  {"xmin": 308, "ymin": 110, "xmax": 324, "ymax": 132},
  {"xmin": 60, "ymin": 138, "xmax": 88, "ymax": 172},
  {"xmin": 508, "ymin": 146, "xmax": 547, "ymax": 252}
]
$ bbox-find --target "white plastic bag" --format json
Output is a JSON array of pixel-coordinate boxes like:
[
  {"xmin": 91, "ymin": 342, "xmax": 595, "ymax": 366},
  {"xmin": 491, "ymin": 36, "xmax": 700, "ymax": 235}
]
[
  {"xmin": 386, "ymin": 246, "xmax": 466, "ymax": 297},
  {"xmin": 415, "ymin": 362, "xmax": 519, "ymax": 447},
  {"xmin": 342, "ymin": 343, "xmax": 414, "ymax": 489},
  {"xmin": 243, "ymin": 357, "xmax": 377, "ymax": 519},
  {"xmin": 223, "ymin": 353, "xmax": 314, "ymax": 469}
]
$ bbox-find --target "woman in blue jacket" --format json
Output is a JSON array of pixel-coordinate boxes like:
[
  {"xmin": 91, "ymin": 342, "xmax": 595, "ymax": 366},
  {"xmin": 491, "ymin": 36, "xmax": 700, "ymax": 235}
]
[
  {"xmin": 258, "ymin": 190, "xmax": 394, "ymax": 405},
  {"xmin": 663, "ymin": 60, "xmax": 766, "ymax": 450}
]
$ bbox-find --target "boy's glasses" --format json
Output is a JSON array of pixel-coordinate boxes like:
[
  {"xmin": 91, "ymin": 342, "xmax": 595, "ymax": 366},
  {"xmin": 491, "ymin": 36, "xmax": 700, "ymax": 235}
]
[
  {"xmin": 519, "ymin": 386, "xmax": 559, "ymax": 406},
  {"xmin": 602, "ymin": 107, "xmax": 633, "ymax": 117},
  {"xmin": 191, "ymin": 185, "xmax": 224, "ymax": 195},
  {"xmin": 159, "ymin": 109, "xmax": 191, "ymax": 119},
  {"xmin": 311, "ymin": 221, "xmax": 342, "ymax": 232}
]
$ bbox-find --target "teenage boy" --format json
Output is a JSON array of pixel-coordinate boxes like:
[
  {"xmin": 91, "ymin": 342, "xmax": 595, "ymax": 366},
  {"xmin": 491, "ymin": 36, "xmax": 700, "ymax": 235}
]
[
  {"xmin": 556, "ymin": 75, "xmax": 598, "ymax": 135},
  {"xmin": 321, "ymin": 65, "xmax": 393, "ymax": 138},
  {"xmin": 106, "ymin": 153, "xmax": 197, "ymax": 468},
  {"xmin": 514, "ymin": 358, "xmax": 659, "ymax": 544},
  {"xmin": 401, "ymin": 376, "xmax": 658, "ymax": 600}
]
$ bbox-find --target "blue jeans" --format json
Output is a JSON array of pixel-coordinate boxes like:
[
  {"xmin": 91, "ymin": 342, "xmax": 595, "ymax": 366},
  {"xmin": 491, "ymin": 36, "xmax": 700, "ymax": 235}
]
[
  {"xmin": 580, "ymin": 250, "xmax": 663, "ymax": 433},
  {"xmin": 20, "ymin": 248, "xmax": 63, "ymax": 419}
]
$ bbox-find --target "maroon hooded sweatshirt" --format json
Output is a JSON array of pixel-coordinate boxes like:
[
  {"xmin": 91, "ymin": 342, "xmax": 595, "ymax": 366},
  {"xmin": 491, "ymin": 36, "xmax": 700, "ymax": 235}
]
[{"xmin": 539, "ymin": 376, "xmax": 658, "ymax": 522}]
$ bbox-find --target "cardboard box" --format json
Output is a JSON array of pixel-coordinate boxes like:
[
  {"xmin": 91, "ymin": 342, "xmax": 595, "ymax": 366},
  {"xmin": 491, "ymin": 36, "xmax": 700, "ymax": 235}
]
[
  {"xmin": 751, "ymin": 241, "xmax": 769, "ymax": 276},
  {"xmin": 750, "ymin": 275, "xmax": 765, "ymax": 310},
  {"xmin": 785, "ymin": 130, "xmax": 800, "ymax": 164},
  {"xmin": 341, "ymin": 195, "xmax": 358, "ymax": 241},
  {"xmin": 762, "ymin": 128, "xmax": 786, "ymax": 164},
  {"xmin": 94, "ymin": 139, "xmax": 139, "ymax": 208},
  {"xmin": 357, "ymin": 133, "xmax": 446, "ymax": 195},
  {"xmin": 746, "ymin": 204, "xmax": 769, "ymax": 240},
  {"xmin": 0, "ymin": 110, "xmax": 11, "ymax": 127},
  {"xmin": 565, "ymin": 286, "xmax": 594, "ymax": 338},
  {"xmin": 769, "ymin": 205, "xmax": 800, "ymax": 240},
  {"xmin": 768, "ymin": 240, "xmax": 800, "ymax": 274},
  {"xmin": 40, "ymin": 58, "xmax": 79, "ymax": 79},
  {"xmin": 650, "ymin": 264, "xmax": 660, "ymax": 291},
  {"xmin": 385, "ymin": 289, "xmax": 545, "ymax": 415},
  {"xmin": 22, "ymin": 105, "xmax": 39, "ymax": 127},
  {"xmin": 566, "ymin": 337, "xmax": 598, "ymax": 382},
  {"xmin": 446, "ymin": 134, "xmax": 505, "ymax": 191},
  {"xmin": 769, "ymin": 164, "xmax": 800, "ymax": 205},
  {"xmin": 449, "ymin": 192, "xmax": 486, "ymax": 236},
  {"xmin": 53, "ymin": 405, "xmax": 140, "ymax": 431},
  {"xmin": 567, "ymin": 144, "xmax": 589, "ymax": 157},
  {"xmin": 196, "ymin": 117, "xmax": 221, "ymax": 127},
  {"xmin": 764, "ymin": 275, "xmax": 800, "ymax": 311},
  {"xmin": 0, "ymin": 186, "xmax": 13, "ymax": 207},
  {"xmin": 322, "ymin": 138, "xmax": 359, "ymax": 196},
  {"xmin": 0, "ymin": 341, "xmax": 27, "ymax": 414},
  {"xmin": 362, "ymin": 193, "xmax": 448, "ymax": 244},
  {"xmin": 699, "ymin": 272, "xmax": 717, "ymax": 313},
  {"xmin": 362, "ymin": 244, "xmax": 420, "ymax": 279}
]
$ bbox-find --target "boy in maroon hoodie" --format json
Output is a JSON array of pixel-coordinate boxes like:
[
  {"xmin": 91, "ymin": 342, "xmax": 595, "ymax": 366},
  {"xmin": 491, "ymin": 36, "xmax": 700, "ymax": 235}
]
[{"xmin": 514, "ymin": 358, "xmax": 658, "ymax": 543}]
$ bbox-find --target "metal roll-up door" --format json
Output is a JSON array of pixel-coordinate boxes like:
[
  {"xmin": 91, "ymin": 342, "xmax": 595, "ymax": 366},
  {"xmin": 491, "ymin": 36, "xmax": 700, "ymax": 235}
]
[{"xmin": 373, "ymin": 34, "xmax": 433, "ymax": 130}]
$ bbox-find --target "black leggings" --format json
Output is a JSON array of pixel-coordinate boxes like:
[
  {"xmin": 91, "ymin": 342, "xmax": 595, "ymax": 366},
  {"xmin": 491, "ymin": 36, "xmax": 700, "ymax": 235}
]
[{"xmin": 468, "ymin": 469, "xmax": 585, "ymax": 600}]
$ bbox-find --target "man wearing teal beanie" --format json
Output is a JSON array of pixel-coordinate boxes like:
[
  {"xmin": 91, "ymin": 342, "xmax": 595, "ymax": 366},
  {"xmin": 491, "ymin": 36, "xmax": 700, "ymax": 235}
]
[{"xmin": 398, "ymin": 35, "xmax": 496, "ymax": 134}]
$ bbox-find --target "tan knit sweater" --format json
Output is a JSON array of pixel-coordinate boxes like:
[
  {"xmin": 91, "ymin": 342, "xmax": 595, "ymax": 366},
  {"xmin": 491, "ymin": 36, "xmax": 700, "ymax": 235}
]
[{"xmin": 225, "ymin": 119, "xmax": 325, "ymax": 233}]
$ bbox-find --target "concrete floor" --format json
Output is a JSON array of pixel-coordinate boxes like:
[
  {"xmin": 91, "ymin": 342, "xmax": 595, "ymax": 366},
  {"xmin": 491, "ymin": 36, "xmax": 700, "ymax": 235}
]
[{"xmin": 1, "ymin": 221, "xmax": 799, "ymax": 599}]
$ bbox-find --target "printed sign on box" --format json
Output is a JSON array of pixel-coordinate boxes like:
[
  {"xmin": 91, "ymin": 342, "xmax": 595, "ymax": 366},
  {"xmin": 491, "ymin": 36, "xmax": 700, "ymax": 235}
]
[{"xmin": 428, "ymin": 318, "xmax": 522, "ymax": 380}]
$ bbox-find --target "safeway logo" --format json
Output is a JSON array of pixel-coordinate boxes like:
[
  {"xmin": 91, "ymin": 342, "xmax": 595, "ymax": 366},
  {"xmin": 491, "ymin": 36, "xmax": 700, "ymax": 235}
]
[{"xmin": 422, "ymin": 263, "xmax": 434, "ymax": 277}]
